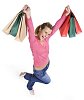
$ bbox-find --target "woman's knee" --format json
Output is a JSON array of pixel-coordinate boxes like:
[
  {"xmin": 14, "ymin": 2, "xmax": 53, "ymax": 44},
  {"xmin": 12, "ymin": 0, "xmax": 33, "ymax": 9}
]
[{"xmin": 44, "ymin": 77, "xmax": 51, "ymax": 84}]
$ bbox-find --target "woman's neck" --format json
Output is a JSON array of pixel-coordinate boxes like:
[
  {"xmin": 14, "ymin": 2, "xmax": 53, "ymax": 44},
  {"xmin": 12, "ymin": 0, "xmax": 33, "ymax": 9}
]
[{"xmin": 36, "ymin": 36, "xmax": 44, "ymax": 45}]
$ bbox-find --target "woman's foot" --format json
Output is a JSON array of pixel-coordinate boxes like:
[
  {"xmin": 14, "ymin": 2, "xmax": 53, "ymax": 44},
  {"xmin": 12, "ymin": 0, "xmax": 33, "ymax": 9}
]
[
  {"xmin": 19, "ymin": 72, "xmax": 26, "ymax": 77},
  {"xmin": 29, "ymin": 89, "xmax": 35, "ymax": 95}
]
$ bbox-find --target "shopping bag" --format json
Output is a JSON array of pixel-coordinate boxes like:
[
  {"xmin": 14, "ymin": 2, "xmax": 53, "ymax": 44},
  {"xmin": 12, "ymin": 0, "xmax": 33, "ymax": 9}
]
[
  {"xmin": 68, "ymin": 16, "xmax": 76, "ymax": 37},
  {"xmin": 59, "ymin": 8, "xmax": 70, "ymax": 37},
  {"xmin": 9, "ymin": 11, "xmax": 24, "ymax": 37},
  {"xmin": 59, "ymin": 9, "xmax": 82, "ymax": 38},
  {"xmin": 3, "ymin": 10, "xmax": 27, "ymax": 41},
  {"xmin": 74, "ymin": 17, "xmax": 82, "ymax": 34},
  {"xmin": 15, "ymin": 14, "xmax": 27, "ymax": 41},
  {"xmin": 3, "ymin": 13, "xmax": 19, "ymax": 34},
  {"xmin": 69, "ymin": 11, "xmax": 82, "ymax": 35},
  {"xmin": 59, "ymin": 15, "xmax": 70, "ymax": 37}
]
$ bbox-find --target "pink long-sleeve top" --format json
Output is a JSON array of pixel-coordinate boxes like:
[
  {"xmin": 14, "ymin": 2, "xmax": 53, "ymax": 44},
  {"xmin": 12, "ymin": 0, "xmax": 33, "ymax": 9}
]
[{"xmin": 26, "ymin": 15, "xmax": 66, "ymax": 70}]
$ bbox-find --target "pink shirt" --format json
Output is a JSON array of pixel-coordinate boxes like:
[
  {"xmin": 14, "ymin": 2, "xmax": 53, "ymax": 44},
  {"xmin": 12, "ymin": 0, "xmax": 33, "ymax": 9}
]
[{"xmin": 26, "ymin": 15, "xmax": 66, "ymax": 68}]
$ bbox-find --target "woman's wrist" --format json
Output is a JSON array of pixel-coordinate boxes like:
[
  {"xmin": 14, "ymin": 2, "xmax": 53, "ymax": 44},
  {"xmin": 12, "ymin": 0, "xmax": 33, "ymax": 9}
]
[{"xmin": 26, "ymin": 14, "xmax": 31, "ymax": 19}]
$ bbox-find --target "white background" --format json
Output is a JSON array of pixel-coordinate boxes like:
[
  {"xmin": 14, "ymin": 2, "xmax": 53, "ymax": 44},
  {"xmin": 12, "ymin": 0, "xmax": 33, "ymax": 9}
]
[{"xmin": 0, "ymin": 0, "xmax": 84, "ymax": 100}]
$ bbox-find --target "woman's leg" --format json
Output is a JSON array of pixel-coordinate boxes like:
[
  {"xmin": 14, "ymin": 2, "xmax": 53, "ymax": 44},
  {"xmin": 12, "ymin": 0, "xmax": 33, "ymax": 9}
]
[
  {"xmin": 24, "ymin": 62, "xmax": 51, "ymax": 90},
  {"xmin": 24, "ymin": 73, "xmax": 44, "ymax": 90},
  {"xmin": 24, "ymin": 71, "xmax": 51, "ymax": 90}
]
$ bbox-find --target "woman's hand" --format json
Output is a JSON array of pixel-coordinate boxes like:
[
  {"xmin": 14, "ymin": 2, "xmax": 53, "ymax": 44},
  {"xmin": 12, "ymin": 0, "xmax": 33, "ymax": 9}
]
[
  {"xmin": 65, "ymin": 5, "xmax": 71, "ymax": 16},
  {"xmin": 22, "ymin": 4, "xmax": 31, "ymax": 19}
]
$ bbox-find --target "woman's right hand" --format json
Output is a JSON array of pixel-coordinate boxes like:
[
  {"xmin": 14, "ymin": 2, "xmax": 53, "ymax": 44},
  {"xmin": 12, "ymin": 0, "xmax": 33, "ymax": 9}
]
[{"xmin": 22, "ymin": 4, "xmax": 31, "ymax": 19}]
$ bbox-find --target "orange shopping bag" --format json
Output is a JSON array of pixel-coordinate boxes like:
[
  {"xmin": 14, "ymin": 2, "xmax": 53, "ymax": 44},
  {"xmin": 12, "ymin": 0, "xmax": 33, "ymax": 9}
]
[{"xmin": 74, "ymin": 17, "xmax": 82, "ymax": 34}]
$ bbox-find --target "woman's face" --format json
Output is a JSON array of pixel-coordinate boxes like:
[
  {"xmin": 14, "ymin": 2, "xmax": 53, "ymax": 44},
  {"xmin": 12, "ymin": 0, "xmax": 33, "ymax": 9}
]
[{"xmin": 38, "ymin": 26, "xmax": 52, "ymax": 41}]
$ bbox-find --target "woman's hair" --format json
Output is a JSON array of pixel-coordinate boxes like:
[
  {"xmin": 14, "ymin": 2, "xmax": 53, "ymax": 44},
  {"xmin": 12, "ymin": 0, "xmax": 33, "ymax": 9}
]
[{"xmin": 35, "ymin": 22, "xmax": 52, "ymax": 36}]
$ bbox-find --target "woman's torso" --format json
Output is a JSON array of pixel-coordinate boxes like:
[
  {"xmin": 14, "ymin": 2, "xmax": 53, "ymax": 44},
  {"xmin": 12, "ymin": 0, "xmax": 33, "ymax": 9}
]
[{"xmin": 30, "ymin": 38, "xmax": 49, "ymax": 70}]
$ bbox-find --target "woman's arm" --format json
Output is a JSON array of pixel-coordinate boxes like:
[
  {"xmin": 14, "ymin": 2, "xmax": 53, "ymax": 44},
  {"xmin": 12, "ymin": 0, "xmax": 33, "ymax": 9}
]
[
  {"xmin": 47, "ymin": 5, "xmax": 70, "ymax": 39},
  {"xmin": 23, "ymin": 5, "xmax": 36, "ymax": 42},
  {"xmin": 48, "ymin": 15, "xmax": 66, "ymax": 38},
  {"xmin": 26, "ymin": 17, "xmax": 36, "ymax": 42}
]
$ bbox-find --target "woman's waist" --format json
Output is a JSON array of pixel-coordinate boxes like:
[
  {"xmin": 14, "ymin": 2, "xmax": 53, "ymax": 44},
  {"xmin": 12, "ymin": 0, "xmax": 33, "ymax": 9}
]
[{"xmin": 34, "ymin": 60, "xmax": 49, "ymax": 70}]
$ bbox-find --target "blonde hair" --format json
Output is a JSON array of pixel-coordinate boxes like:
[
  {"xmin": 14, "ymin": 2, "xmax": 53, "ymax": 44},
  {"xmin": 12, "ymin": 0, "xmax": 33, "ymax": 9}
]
[{"xmin": 35, "ymin": 22, "xmax": 52, "ymax": 36}]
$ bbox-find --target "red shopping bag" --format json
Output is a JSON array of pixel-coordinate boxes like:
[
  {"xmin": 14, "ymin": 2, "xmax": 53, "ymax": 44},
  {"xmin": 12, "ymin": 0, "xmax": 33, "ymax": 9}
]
[
  {"xmin": 59, "ymin": 15, "xmax": 70, "ymax": 37},
  {"xmin": 59, "ymin": 9, "xmax": 82, "ymax": 38}
]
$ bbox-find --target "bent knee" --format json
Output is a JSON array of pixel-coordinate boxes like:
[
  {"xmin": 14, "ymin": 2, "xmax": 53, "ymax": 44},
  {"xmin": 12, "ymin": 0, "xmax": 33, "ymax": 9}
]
[{"xmin": 44, "ymin": 78, "xmax": 51, "ymax": 84}]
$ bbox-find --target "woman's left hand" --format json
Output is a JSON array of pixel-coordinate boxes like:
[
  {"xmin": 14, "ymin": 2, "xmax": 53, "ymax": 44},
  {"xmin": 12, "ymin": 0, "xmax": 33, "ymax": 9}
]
[{"xmin": 65, "ymin": 5, "xmax": 71, "ymax": 16}]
